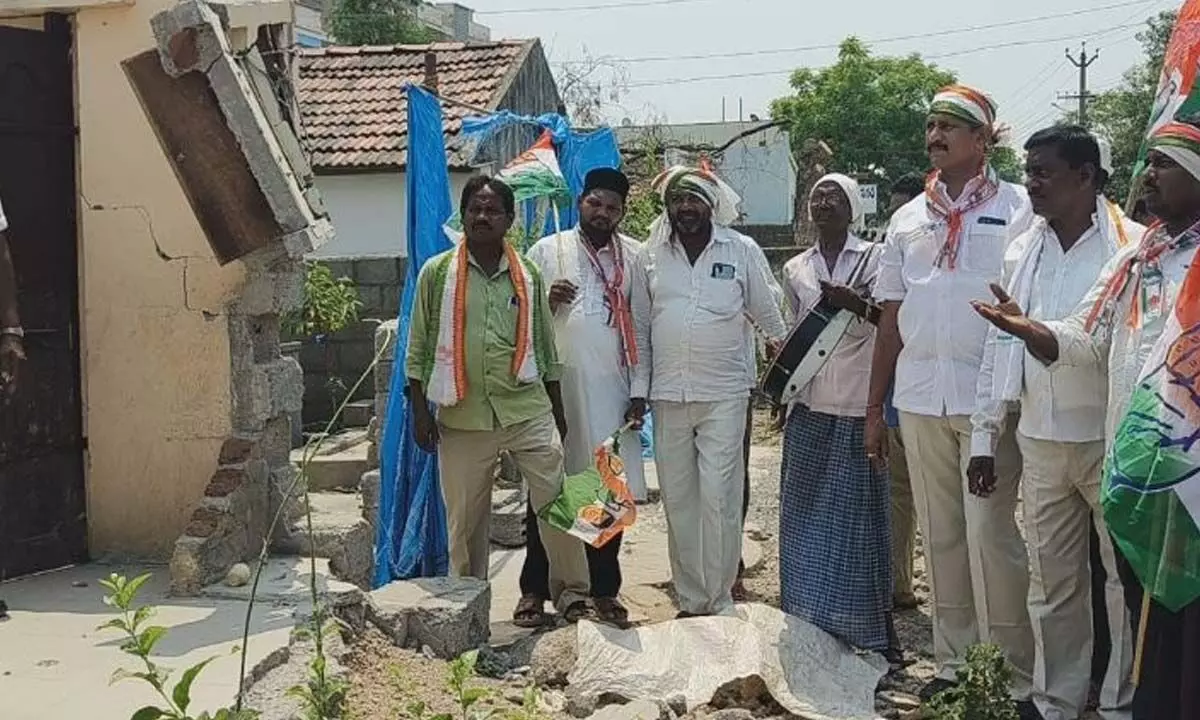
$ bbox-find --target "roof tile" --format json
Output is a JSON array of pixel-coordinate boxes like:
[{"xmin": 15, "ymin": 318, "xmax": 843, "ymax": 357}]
[{"xmin": 297, "ymin": 40, "xmax": 532, "ymax": 170}]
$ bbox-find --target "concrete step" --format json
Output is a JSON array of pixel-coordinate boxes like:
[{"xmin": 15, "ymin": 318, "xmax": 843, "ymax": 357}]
[
  {"xmin": 275, "ymin": 491, "xmax": 373, "ymax": 588},
  {"xmin": 342, "ymin": 399, "xmax": 374, "ymax": 428},
  {"xmin": 292, "ymin": 439, "xmax": 368, "ymax": 492}
]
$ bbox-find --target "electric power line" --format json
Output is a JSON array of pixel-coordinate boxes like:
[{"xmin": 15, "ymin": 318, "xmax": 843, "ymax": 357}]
[
  {"xmin": 622, "ymin": 22, "xmax": 1146, "ymax": 89},
  {"xmin": 558, "ymin": 0, "xmax": 1160, "ymax": 65},
  {"xmin": 474, "ymin": 0, "xmax": 717, "ymax": 16}
]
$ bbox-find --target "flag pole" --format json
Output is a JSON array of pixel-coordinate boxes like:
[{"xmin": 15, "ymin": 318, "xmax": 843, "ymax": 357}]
[{"xmin": 1133, "ymin": 587, "xmax": 1151, "ymax": 685}]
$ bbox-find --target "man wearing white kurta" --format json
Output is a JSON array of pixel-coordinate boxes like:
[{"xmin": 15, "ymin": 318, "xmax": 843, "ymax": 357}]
[
  {"xmin": 865, "ymin": 85, "xmax": 1037, "ymax": 711},
  {"xmin": 516, "ymin": 168, "xmax": 644, "ymax": 628},
  {"xmin": 971, "ymin": 126, "xmax": 1140, "ymax": 720},
  {"xmin": 628, "ymin": 166, "xmax": 786, "ymax": 617}
]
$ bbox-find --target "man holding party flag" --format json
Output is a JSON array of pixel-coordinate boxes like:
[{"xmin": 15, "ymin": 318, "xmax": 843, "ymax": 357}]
[
  {"xmin": 972, "ymin": 121, "xmax": 1200, "ymax": 719},
  {"xmin": 516, "ymin": 167, "xmax": 644, "ymax": 628}
]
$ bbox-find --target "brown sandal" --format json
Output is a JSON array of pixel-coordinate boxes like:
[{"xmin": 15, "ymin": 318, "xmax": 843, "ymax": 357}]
[
  {"xmin": 593, "ymin": 597, "xmax": 631, "ymax": 629},
  {"xmin": 512, "ymin": 595, "xmax": 548, "ymax": 628},
  {"xmin": 562, "ymin": 600, "xmax": 595, "ymax": 624}
]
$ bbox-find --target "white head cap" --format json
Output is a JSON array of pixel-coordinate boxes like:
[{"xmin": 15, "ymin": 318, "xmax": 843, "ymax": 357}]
[{"xmin": 1096, "ymin": 135, "xmax": 1114, "ymax": 176}]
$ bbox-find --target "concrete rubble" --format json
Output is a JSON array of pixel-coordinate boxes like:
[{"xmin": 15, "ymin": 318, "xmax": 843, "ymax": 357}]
[{"xmin": 366, "ymin": 576, "xmax": 491, "ymax": 659}]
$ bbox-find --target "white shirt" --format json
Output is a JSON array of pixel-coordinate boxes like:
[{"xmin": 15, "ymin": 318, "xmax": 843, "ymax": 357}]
[
  {"xmin": 874, "ymin": 181, "xmax": 1033, "ymax": 417},
  {"xmin": 745, "ymin": 241, "xmax": 784, "ymax": 387},
  {"xmin": 781, "ymin": 234, "xmax": 880, "ymax": 417},
  {"xmin": 1046, "ymin": 240, "xmax": 1199, "ymax": 452},
  {"xmin": 970, "ymin": 218, "xmax": 1132, "ymax": 456},
  {"xmin": 526, "ymin": 229, "xmax": 648, "ymax": 498},
  {"xmin": 631, "ymin": 225, "xmax": 787, "ymax": 402},
  {"xmin": 0, "ymin": 195, "xmax": 7, "ymax": 232}
]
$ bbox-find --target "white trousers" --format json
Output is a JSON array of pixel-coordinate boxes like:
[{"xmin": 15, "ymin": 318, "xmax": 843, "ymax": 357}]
[
  {"xmin": 1018, "ymin": 433, "xmax": 1134, "ymax": 720},
  {"xmin": 899, "ymin": 412, "xmax": 1034, "ymax": 699},
  {"xmin": 652, "ymin": 397, "xmax": 748, "ymax": 615}
]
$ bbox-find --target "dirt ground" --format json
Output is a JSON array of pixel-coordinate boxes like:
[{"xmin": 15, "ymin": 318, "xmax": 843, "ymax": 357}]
[{"xmin": 344, "ymin": 409, "xmax": 1095, "ymax": 720}]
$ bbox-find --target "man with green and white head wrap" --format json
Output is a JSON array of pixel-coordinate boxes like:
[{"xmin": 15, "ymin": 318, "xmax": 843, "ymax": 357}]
[{"xmin": 626, "ymin": 164, "xmax": 785, "ymax": 617}]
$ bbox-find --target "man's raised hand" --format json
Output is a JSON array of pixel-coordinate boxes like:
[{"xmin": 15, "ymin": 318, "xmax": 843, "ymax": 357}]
[{"xmin": 971, "ymin": 282, "xmax": 1029, "ymax": 338}]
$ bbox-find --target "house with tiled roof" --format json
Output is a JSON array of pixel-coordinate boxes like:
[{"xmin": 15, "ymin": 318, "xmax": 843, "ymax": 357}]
[
  {"xmin": 297, "ymin": 39, "xmax": 561, "ymax": 261},
  {"xmin": 294, "ymin": 39, "xmax": 561, "ymax": 421}
]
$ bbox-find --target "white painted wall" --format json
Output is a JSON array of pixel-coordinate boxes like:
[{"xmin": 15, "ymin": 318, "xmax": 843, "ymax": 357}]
[
  {"xmin": 617, "ymin": 122, "xmax": 797, "ymax": 226},
  {"xmin": 311, "ymin": 171, "xmax": 473, "ymax": 260}
]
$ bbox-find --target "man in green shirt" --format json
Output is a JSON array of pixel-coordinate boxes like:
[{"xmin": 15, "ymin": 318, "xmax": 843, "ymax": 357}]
[{"xmin": 406, "ymin": 176, "xmax": 591, "ymax": 620}]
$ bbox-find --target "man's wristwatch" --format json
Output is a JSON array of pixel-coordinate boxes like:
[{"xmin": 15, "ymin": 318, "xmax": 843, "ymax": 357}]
[{"xmin": 0, "ymin": 327, "xmax": 23, "ymax": 339}]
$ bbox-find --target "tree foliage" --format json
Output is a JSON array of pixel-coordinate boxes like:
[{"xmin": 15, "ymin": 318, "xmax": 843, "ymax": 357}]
[
  {"xmin": 770, "ymin": 38, "xmax": 957, "ymax": 183},
  {"xmin": 1088, "ymin": 10, "xmax": 1176, "ymax": 203},
  {"xmin": 326, "ymin": 0, "xmax": 432, "ymax": 46}
]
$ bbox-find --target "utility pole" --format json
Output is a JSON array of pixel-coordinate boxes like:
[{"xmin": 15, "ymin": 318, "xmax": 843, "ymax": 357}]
[{"xmin": 1060, "ymin": 41, "xmax": 1100, "ymax": 126}]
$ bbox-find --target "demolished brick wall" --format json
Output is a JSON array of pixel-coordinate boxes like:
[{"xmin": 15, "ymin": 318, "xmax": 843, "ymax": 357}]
[{"xmin": 122, "ymin": 0, "xmax": 334, "ymax": 594}]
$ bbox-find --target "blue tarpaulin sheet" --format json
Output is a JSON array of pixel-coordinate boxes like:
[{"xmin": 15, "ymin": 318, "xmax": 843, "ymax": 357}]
[
  {"xmin": 373, "ymin": 85, "xmax": 452, "ymax": 585},
  {"xmin": 460, "ymin": 112, "xmax": 622, "ymax": 241}
]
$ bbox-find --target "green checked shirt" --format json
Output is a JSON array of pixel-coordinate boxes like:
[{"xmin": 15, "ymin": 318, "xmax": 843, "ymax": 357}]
[{"xmin": 406, "ymin": 248, "xmax": 562, "ymax": 432}]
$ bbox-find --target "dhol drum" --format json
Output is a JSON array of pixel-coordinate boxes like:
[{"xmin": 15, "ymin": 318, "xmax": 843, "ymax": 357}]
[{"xmin": 760, "ymin": 299, "xmax": 854, "ymax": 406}]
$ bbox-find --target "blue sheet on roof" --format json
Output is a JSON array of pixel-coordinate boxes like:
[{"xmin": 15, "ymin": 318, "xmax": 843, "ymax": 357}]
[{"xmin": 373, "ymin": 85, "xmax": 452, "ymax": 585}]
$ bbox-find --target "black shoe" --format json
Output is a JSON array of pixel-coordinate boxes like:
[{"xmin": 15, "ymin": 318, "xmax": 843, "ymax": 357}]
[
  {"xmin": 918, "ymin": 678, "xmax": 957, "ymax": 703},
  {"xmin": 0, "ymin": 600, "xmax": 8, "ymax": 621},
  {"xmin": 1016, "ymin": 700, "xmax": 1043, "ymax": 720}
]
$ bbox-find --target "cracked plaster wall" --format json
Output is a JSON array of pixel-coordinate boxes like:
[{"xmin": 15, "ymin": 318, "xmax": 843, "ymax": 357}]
[{"xmin": 76, "ymin": 0, "xmax": 250, "ymax": 558}]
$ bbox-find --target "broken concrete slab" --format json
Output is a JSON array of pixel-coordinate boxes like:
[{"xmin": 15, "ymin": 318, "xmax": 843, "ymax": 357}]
[
  {"xmin": 273, "ymin": 492, "xmax": 373, "ymax": 588},
  {"xmin": 368, "ymin": 577, "xmax": 491, "ymax": 659}
]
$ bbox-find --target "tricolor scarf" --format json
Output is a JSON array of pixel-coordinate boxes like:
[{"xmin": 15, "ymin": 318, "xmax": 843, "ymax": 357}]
[
  {"xmin": 577, "ymin": 233, "xmax": 638, "ymax": 367},
  {"xmin": 426, "ymin": 242, "xmax": 540, "ymax": 407},
  {"xmin": 925, "ymin": 164, "xmax": 1001, "ymax": 270},
  {"xmin": 1085, "ymin": 122, "xmax": 1200, "ymax": 333}
]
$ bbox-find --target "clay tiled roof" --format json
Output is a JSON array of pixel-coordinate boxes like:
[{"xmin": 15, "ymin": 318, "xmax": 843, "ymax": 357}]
[{"xmin": 297, "ymin": 40, "xmax": 534, "ymax": 171}]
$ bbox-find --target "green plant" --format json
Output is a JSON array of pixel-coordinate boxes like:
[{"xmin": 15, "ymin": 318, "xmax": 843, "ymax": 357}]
[
  {"xmin": 447, "ymin": 651, "xmax": 491, "ymax": 720},
  {"xmin": 287, "ymin": 262, "xmax": 363, "ymax": 338},
  {"xmin": 287, "ymin": 613, "xmax": 349, "ymax": 719},
  {"xmin": 98, "ymin": 573, "xmax": 259, "ymax": 720},
  {"xmin": 926, "ymin": 644, "xmax": 1019, "ymax": 720}
]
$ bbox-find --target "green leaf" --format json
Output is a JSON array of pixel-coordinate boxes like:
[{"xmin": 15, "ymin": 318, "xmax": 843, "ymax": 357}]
[
  {"xmin": 118, "ymin": 573, "xmax": 153, "ymax": 608},
  {"xmin": 138, "ymin": 626, "xmax": 169, "ymax": 656},
  {"xmin": 132, "ymin": 605, "xmax": 156, "ymax": 632},
  {"xmin": 172, "ymin": 656, "xmax": 217, "ymax": 712},
  {"xmin": 431, "ymin": 714, "xmax": 454, "ymax": 720},
  {"xmin": 130, "ymin": 706, "xmax": 167, "ymax": 720},
  {"xmin": 461, "ymin": 687, "xmax": 488, "ymax": 707},
  {"xmin": 96, "ymin": 617, "xmax": 130, "ymax": 634}
]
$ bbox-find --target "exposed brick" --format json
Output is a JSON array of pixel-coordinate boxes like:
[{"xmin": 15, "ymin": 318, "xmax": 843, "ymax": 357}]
[
  {"xmin": 185, "ymin": 505, "xmax": 226, "ymax": 538},
  {"xmin": 218, "ymin": 436, "xmax": 257, "ymax": 465},
  {"xmin": 205, "ymin": 467, "xmax": 247, "ymax": 498}
]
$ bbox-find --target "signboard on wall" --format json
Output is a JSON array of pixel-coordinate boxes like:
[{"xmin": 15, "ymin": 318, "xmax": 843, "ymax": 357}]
[{"xmin": 859, "ymin": 184, "xmax": 878, "ymax": 216}]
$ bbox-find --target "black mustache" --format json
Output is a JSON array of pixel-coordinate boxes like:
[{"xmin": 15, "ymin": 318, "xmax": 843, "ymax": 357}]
[{"xmin": 928, "ymin": 144, "xmax": 948, "ymax": 152}]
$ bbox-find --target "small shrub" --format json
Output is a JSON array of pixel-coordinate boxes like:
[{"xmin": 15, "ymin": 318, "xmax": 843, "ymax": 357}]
[{"xmin": 926, "ymin": 643, "xmax": 1019, "ymax": 720}]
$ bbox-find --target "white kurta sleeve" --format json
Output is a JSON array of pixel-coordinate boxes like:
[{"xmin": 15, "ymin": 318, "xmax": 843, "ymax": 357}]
[{"xmin": 629, "ymin": 245, "xmax": 653, "ymax": 399}]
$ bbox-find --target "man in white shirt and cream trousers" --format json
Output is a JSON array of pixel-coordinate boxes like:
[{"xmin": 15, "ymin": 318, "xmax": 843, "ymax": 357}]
[
  {"xmin": 971, "ymin": 126, "xmax": 1139, "ymax": 720},
  {"xmin": 866, "ymin": 85, "xmax": 1037, "ymax": 712},
  {"xmin": 628, "ymin": 166, "xmax": 786, "ymax": 617}
]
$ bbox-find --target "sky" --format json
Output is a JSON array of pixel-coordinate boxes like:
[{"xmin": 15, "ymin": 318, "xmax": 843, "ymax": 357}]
[{"xmin": 466, "ymin": 0, "xmax": 1180, "ymax": 145}]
